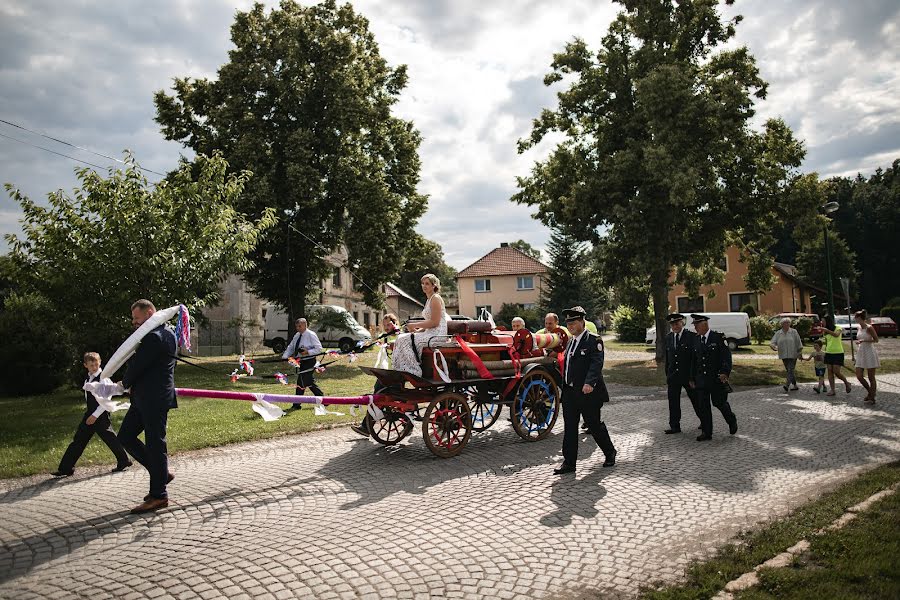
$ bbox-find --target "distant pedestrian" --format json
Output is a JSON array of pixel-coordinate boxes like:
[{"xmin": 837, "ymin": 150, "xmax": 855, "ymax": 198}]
[
  {"xmin": 821, "ymin": 317, "xmax": 851, "ymax": 397},
  {"xmin": 802, "ymin": 340, "xmax": 827, "ymax": 394},
  {"xmin": 663, "ymin": 313, "xmax": 700, "ymax": 434},
  {"xmin": 51, "ymin": 352, "xmax": 132, "ymax": 478},
  {"xmin": 853, "ymin": 310, "xmax": 880, "ymax": 404},
  {"xmin": 770, "ymin": 318, "xmax": 803, "ymax": 391},
  {"xmin": 690, "ymin": 314, "xmax": 737, "ymax": 441},
  {"xmin": 283, "ymin": 317, "xmax": 325, "ymax": 409}
]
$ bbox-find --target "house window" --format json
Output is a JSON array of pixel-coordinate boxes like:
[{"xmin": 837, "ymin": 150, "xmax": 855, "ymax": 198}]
[
  {"xmin": 729, "ymin": 292, "xmax": 758, "ymax": 312},
  {"xmin": 475, "ymin": 305, "xmax": 492, "ymax": 317},
  {"xmin": 353, "ymin": 311, "xmax": 359, "ymax": 322},
  {"xmin": 718, "ymin": 256, "xmax": 728, "ymax": 272},
  {"xmin": 363, "ymin": 312, "xmax": 370, "ymax": 327},
  {"xmin": 475, "ymin": 279, "xmax": 491, "ymax": 292},
  {"xmin": 677, "ymin": 296, "xmax": 705, "ymax": 313},
  {"xmin": 523, "ymin": 303, "xmax": 536, "ymax": 310},
  {"xmin": 332, "ymin": 267, "xmax": 342, "ymax": 288},
  {"xmin": 516, "ymin": 276, "xmax": 534, "ymax": 290}
]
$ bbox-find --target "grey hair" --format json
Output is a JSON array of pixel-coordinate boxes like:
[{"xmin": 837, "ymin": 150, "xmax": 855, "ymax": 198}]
[
  {"xmin": 781, "ymin": 318, "xmax": 792, "ymax": 326},
  {"xmin": 295, "ymin": 318, "xmax": 308, "ymax": 325},
  {"xmin": 511, "ymin": 317, "xmax": 525, "ymax": 325}
]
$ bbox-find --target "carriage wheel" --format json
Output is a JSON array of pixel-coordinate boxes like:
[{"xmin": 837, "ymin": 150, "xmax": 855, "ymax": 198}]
[
  {"xmin": 366, "ymin": 407, "xmax": 414, "ymax": 446},
  {"xmin": 462, "ymin": 385, "xmax": 502, "ymax": 432},
  {"xmin": 511, "ymin": 368, "xmax": 560, "ymax": 441},
  {"xmin": 422, "ymin": 392, "xmax": 473, "ymax": 458}
]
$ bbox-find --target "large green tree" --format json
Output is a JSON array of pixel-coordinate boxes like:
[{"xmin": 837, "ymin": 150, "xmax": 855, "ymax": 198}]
[
  {"xmin": 509, "ymin": 239, "xmax": 542, "ymax": 261},
  {"xmin": 154, "ymin": 0, "xmax": 427, "ymax": 322},
  {"xmin": 513, "ymin": 0, "xmax": 806, "ymax": 360},
  {"xmin": 540, "ymin": 227, "xmax": 597, "ymax": 318},
  {"xmin": 395, "ymin": 234, "xmax": 457, "ymax": 304},
  {"xmin": 4, "ymin": 153, "xmax": 274, "ymax": 374}
]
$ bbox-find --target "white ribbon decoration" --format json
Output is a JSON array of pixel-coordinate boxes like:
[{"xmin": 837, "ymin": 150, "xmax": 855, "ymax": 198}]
[
  {"xmin": 373, "ymin": 343, "xmax": 390, "ymax": 369},
  {"xmin": 250, "ymin": 393, "xmax": 284, "ymax": 421},
  {"xmin": 313, "ymin": 396, "xmax": 344, "ymax": 416},
  {"xmin": 433, "ymin": 349, "xmax": 452, "ymax": 383},
  {"xmin": 366, "ymin": 395, "xmax": 384, "ymax": 421},
  {"xmin": 82, "ymin": 379, "xmax": 129, "ymax": 413}
]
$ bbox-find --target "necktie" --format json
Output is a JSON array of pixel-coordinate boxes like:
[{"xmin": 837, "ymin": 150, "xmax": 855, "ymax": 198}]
[{"xmin": 675, "ymin": 333, "xmax": 680, "ymax": 348}]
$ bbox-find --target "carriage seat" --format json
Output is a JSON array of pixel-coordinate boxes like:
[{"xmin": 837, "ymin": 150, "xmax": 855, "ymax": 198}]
[{"xmin": 447, "ymin": 320, "xmax": 493, "ymax": 335}]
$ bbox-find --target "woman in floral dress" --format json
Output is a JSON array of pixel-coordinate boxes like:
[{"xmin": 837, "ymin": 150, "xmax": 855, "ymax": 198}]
[{"xmin": 392, "ymin": 274, "xmax": 447, "ymax": 377}]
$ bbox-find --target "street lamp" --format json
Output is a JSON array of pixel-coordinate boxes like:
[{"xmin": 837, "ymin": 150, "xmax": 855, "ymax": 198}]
[{"xmin": 820, "ymin": 201, "xmax": 839, "ymax": 326}]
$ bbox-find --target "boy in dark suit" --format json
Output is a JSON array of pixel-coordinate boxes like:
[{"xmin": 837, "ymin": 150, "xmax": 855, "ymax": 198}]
[
  {"xmin": 554, "ymin": 306, "xmax": 616, "ymax": 475},
  {"xmin": 664, "ymin": 313, "xmax": 700, "ymax": 434},
  {"xmin": 690, "ymin": 314, "xmax": 738, "ymax": 441},
  {"xmin": 51, "ymin": 352, "xmax": 132, "ymax": 477}
]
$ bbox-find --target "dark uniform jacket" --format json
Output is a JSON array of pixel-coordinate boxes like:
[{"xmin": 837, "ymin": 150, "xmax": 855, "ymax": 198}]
[
  {"xmin": 665, "ymin": 329, "xmax": 696, "ymax": 383},
  {"xmin": 562, "ymin": 331, "xmax": 610, "ymax": 404},
  {"xmin": 691, "ymin": 330, "xmax": 732, "ymax": 389},
  {"xmin": 123, "ymin": 324, "xmax": 178, "ymax": 409}
]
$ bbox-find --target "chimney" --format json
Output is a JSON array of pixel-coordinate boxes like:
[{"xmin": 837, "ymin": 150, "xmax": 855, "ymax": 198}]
[{"xmin": 500, "ymin": 242, "xmax": 509, "ymax": 248}]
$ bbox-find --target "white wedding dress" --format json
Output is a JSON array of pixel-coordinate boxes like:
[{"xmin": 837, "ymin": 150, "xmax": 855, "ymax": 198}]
[{"xmin": 392, "ymin": 295, "xmax": 448, "ymax": 377}]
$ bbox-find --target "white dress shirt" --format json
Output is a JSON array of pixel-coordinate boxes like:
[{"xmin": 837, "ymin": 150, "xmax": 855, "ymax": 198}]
[
  {"xmin": 87, "ymin": 369, "xmax": 106, "ymax": 419},
  {"xmin": 565, "ymin": 330, "xmax": 587, "ymax": 385},
  {"xmin": 282, "ymin": 329, "xmax": 324, "ymax": 359}
]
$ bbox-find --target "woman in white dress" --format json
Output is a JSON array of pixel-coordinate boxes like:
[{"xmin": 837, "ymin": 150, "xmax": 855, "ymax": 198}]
[
  {"xmin": 853, "ymin": 310, "xmax": 880, "ymax": 404},
  {"xmin": 392, "ymin": 273, "xmax": 448, "ymax": 377}
]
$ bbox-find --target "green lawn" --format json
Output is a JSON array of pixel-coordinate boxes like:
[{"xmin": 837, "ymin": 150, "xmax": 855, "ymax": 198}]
[
  {"xmin": 605, "ymin": 339, "xmax": 858, "ymax": 357},
  {"xmin": 641, "ymin": 461, "xmax": 900, "ymax": 600},
  {"xmin": 0, "ymin": 349, "xmax": 376, "ymax": 479}
]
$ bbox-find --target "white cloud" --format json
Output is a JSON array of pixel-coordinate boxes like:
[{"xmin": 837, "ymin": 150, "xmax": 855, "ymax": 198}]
[{"xmin": 1, "ymin": 0, "xmax": 899, "ymax": 270}]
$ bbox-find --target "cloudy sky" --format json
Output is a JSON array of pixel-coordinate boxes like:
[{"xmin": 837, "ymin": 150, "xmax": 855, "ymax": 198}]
[{"xmin": 1, "ymin": 0, "xmax": 898, "ymax": 271}]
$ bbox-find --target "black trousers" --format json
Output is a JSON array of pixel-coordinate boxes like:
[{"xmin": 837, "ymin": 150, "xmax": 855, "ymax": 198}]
[
  {"xmin": 696, "ymin": 385, "xmax": 736, "ymax": 436},
  {"xmin": 57, "ymin": 412, "xmax": 130, "ymax": 473},
  {"xmin": 294, "ymin": 358, "xmax": 324, "ymax": 405},
  {"xmin": 667, "ymin": 378, "xmax": 699, "ymax": 430},
  {"xmin": 117, "ymin": 402, "xmax": 170, "ymax": 499},
  {"xmin": 562, "ymin": 386, "xmax": 615, "ymax": 466}
]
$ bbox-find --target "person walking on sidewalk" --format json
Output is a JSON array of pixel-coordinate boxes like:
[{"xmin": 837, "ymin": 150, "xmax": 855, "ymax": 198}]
[{"xmin": 770, "ymin": 318, "xmax": 804, "ymax": 392}]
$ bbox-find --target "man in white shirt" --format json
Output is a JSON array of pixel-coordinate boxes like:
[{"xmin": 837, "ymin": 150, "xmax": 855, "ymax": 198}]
[{"xmin": 282, "ymin": 318, "xmax": 324, "ymax": 409}]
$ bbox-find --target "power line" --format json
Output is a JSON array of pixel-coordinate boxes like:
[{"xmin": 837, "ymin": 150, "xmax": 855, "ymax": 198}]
[
  {"xmin": 0, "ymin": 131, "xmax": 110, "ymax": 172},
  {"xmin": 287, "ymin": 222, "xmax": 382, "ymax": 298},
  {"xmin": 0, "ymin": 117, "xmax": 167, "ymax": 177}
]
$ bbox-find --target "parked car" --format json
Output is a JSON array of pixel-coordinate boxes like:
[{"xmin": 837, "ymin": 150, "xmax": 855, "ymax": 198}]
[
  {"xmin": 646, "ymin": 312, "xmax": 752, "ymax": 351},
  {"xmin": 870, "ymin": 316, "xmax": 898, "ymax": 338},
  {"xmin": 263, "ymin": 304, "xmax": 372, "ymax": 354},
  {"xmin": 833, "ymin": 315, "xmax": 860, "ymax": 339},
  {"xmin": 770, "ymin": 313, "xmax": 825, "ymax": 339}
]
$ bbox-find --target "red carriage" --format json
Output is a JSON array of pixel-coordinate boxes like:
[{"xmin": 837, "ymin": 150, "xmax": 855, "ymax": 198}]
[{"xmin": 360, "ymin": 320, "xmax": 569, "ymax": 457}]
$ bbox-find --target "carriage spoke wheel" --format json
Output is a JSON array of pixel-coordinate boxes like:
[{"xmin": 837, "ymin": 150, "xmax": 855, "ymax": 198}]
[
  {"xmin": 462, "ymin": 385, "xmax": 502, "ymax": 432},
  {"xmin": 422, "ymin": 392, "xmax": 473, "ymax": 458},
  {"xmin": 366, "ymin": 407, "xmax": 413, "ymax": 446},
  {"xmin": 511, "ymin": 369, "xmax": 560, "ymax": 441}
]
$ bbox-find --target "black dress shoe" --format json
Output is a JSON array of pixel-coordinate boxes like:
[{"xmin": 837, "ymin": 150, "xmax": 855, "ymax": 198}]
[
  {"xmin": 51, "ymin": 470, "xmax": 74, "ymax": 478},
  {"xmin": 111, "ymin": 461, "xmax": 133, "ymax": 473},
  {"xmin": 696, "ymin": 434, "xmax": 712, "ymax": 441},
  {"xmin": 664, "ymin": 428, "xmax": 681, "ymax": 434},
  {"xmin": 553, "ymin": 464, "xmax": 576, "ymax": 475},
  {"xmin": 350, "ymin": 424, "xmax": 370, "ymax": 437},
  {"xmin": 602, "ymin": 451, "xmax": 617, "ymax": 467},
  {"xmin": 729, "ymin": 420, "xmax": 738, "ymax": 435}
]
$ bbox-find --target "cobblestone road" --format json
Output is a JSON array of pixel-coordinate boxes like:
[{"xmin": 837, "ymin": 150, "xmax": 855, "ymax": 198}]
[{"xmin": 2, "ymin": 377, "xmax": 899, "ymax": 599}]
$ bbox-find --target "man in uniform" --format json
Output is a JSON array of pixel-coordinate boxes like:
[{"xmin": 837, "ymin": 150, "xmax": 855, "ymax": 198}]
[
  {"xmin": 664, "ymin": 313, "xmax": 700, "ymax": 434},
  {"xmin": 554, "ymin": 306, "xmax": 616, "ymax": 474},
  {"xmin": 690, "ymin": 314, "xmax": 738, "ymax": 441}
]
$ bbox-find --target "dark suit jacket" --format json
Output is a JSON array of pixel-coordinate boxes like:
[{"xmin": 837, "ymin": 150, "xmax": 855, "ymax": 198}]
[
  {"xmin": 665, "ymin": 329, "xmax": 696, "ymax": 383},
  {"xmin": 691, "ymin": 330, "xmax": 732, "ymax": 390},
  {"xmin": 123, "ymin": 324, "xmax": 178, "ymax": 409},
  {"xmin": 562, "ymin": 331, "xmax": 610, "ymax": 404}
]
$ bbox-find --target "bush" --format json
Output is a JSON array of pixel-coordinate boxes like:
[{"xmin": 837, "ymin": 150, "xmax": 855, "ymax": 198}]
[
  {"xmin": 794, "ymin": 317, "xmax": 813, "ymax": 340},
  {"xmin": 750, "ymin": 316, "xmax": 775, "ymax": 345},
  {"xmin": 613, "ymin": 305, "xmax": 652, "ymax": 342},
  {"xmin": 881, "ymin": 306, "xmax": 900, "ymax": 324},
  {"xmin": 740, "ymin": 303, "xmax": 757, "ymax": 318},
  {"xmin": 0, "ymin": 292, "xmax": 75, "ymax": 396}
]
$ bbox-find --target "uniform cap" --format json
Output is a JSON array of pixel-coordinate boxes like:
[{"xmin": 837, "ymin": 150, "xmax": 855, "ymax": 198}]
[
  {"xmin": 563, "ymin": 306, "xmax": 587, "ymax": 322},
  {"xmin": 690, "ymin": 313, "xmax": 710, "ymax": 322},
  {"xmin": 667, "ymin": 313, "xmax": 685, "ymax": 323}
]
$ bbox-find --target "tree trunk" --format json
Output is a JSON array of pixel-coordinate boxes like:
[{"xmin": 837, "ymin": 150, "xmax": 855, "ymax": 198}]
[{"xmin": 650, "ymin": 268, "xmax": 670, "ymax": 364}]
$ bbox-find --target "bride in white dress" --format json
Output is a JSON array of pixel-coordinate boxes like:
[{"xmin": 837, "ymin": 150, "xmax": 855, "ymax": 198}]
[{"xmin": 392, "ymin": 273, "xmax": 448, "ymax": 377}]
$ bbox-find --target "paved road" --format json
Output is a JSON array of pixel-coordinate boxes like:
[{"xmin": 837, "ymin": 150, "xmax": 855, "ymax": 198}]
[{"xmin": 2, "ymin": 377, "xmax": 899, "ymax": 599}]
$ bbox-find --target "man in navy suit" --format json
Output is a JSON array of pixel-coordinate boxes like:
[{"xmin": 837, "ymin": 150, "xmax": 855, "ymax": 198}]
[
  {"xmin": 690, "ymin": 314, "xmax": 738, "ymax": 441},
  {"xmin": 554, "ymin": 306, "xmax": 616, "ymax": 475},
  {"xmin": 117, "ymin": 299, "xmax": 178, "ymax": 513},
  {"xmin": 664, "ymin": 313, "xmax": 700, "ymax": 434}
]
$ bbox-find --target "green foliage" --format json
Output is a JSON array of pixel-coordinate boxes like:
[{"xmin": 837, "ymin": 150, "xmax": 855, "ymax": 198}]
[
  {"xmin": 396, "ymin": 234, "xmax": 457, "ymax": 304},
  {"xmin": 881, "ymin": 306, "xmax": 900, "ymax": 324},
  {"xmin": 613, "ymin": 305, "xmax": 652, "ymax": 343},
  {"xmin": 540, "ymin": 227, "xmax": 597, "ymax": 317},
  {"xmin": 0, "ymin": 293, "xmax": 75, "ymax": 396},
  {"xmin": 794, "ymin": 316, "xmax": 813, "ymax": 340},
  {"xmin": 750, "ymin": 316, "xmax": 776, "ymax": 345},
  {"xmin": 513, "ymin": 0, "xmax": 806, "ymax": 360},
  {"xmin": 795, "ymin": 223, "xmax": 857, "ymax": 299},
  {"xmin": 154, "ymin": 0, "xmax": 427, "ymax": 319},
  {"xmin": 740, "ymin": 304, "xmax": 757, "ymax": 318},
  {"xmin": 509, "ymin": 240, "xmax": 542, "ymax": 261},
  {"xmin": 4, "ymin": 153, "xmax": 274, "ymax": 377},
  {"xmin": 307, "ymin": 307, "xmax": 355, "ymax": 333},
  {"xmin": 495, "ymin": 303, "xmax": 543, "ymax": 331}
]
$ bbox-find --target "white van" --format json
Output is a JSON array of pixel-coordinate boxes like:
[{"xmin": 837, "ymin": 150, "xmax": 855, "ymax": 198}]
[
  {"xmin": 263, "ymin": 304, "xmax": 372, "ymax": 354},
  {"xmin": 646, "ymin": 312, "xmax": 752, "ymax": 351}
]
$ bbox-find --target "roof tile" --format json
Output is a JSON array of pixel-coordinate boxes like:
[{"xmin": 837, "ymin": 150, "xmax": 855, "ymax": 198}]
[{"xmin": 457, "ymin": 246, "xmax": 548, "ymax": 278}]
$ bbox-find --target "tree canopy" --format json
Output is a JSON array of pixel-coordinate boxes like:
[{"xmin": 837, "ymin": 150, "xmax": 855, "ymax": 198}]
[
  {"xmin": 3, "ymin": 153, "xmax": 274, "ymax": 376},
  {"xmin": 540, "ymin": 227, "xmax": 598, "ymax": 318},
  {"xmin": 154, "ymin": 0, "xmax": 427, "ymax": 320},
  {"xmin": 395, "ymin": 234, "xmax": 457, "ymax": 304},
  {"xmin": 513, "ymin": 0, "xmax": 807, "ymax": 360},
  {"xmin": 509, "ymin": 239, "xmax": 542, "ymax": 261}
]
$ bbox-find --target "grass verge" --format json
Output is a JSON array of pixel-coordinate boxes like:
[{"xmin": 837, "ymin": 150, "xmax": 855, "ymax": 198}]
[{"xmin": 640, "ymin": 461, "xmax": 900, "ymax": 599}]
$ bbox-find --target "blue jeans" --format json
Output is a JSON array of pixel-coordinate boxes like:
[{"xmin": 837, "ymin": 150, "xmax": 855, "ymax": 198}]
[{"xmin": 782, "ymin": 358, "xmax": 798, "ymax": 386}]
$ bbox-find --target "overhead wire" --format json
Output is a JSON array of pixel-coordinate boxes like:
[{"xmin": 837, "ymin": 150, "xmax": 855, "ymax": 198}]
[{"xmin": 0, "ymin": 131, "xmax": 111, "ymax": 172}]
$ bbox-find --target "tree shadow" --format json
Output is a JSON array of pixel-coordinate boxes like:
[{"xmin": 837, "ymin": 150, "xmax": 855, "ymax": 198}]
[{"xmin": 0, "ymin": 470, "xmax": 126, "ymax": 506}]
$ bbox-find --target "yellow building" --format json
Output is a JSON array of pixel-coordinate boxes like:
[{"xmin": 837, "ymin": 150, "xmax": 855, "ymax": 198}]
[{"xmin": 456, "ymin": 243, "xmax": 548, "ymax": 318}]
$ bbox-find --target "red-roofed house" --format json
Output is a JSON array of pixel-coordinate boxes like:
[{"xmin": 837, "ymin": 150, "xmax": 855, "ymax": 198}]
[{"xmin": 456, "ymin": 243, "xmax": 548, "ymax": 318}]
